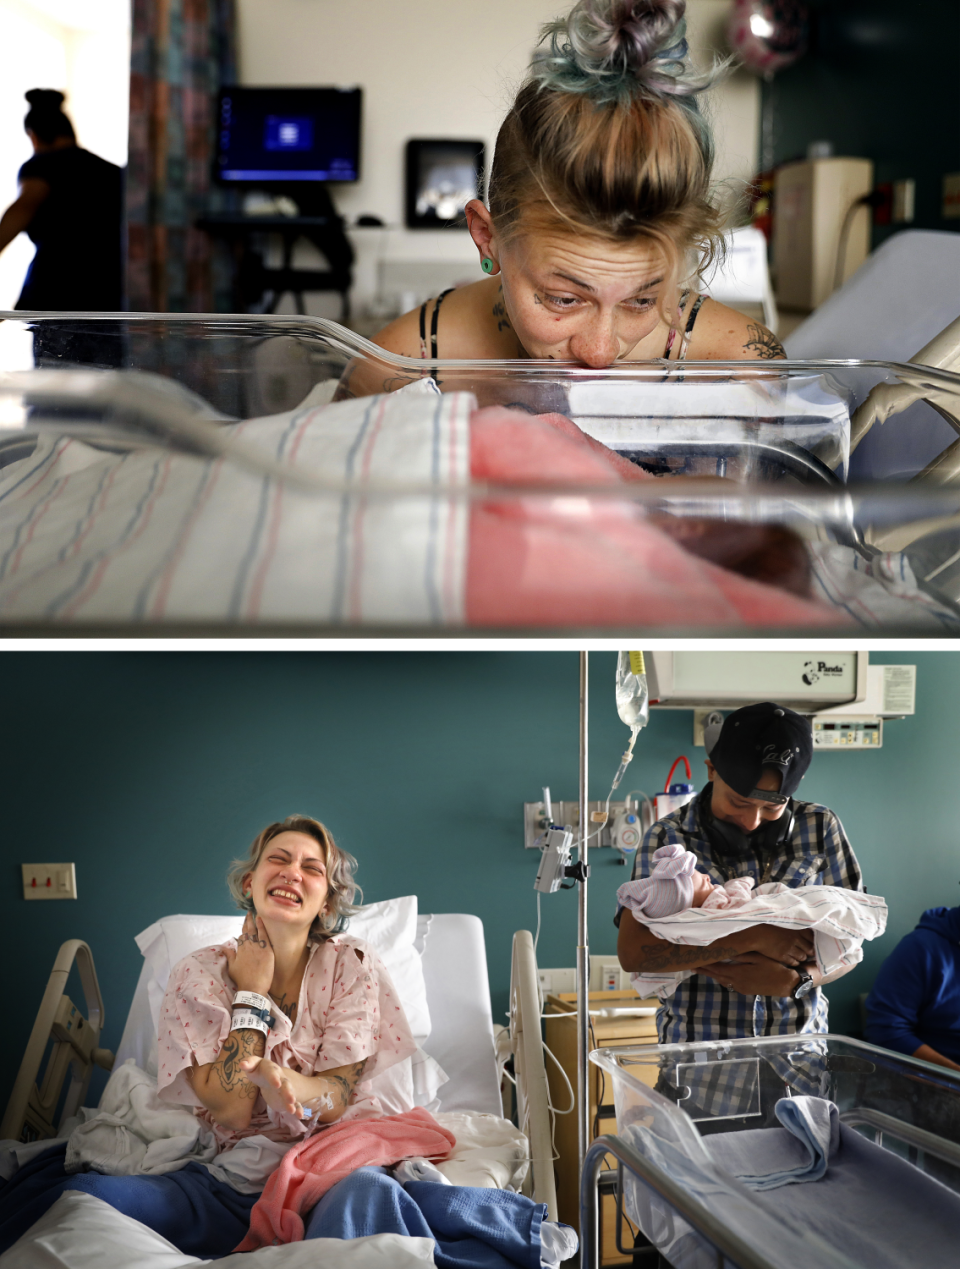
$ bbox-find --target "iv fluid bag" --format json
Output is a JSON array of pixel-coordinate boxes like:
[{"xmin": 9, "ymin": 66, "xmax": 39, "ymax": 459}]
[{"xmin": 616, "ymin": 650, "xmax": 649, "ymax": 732}]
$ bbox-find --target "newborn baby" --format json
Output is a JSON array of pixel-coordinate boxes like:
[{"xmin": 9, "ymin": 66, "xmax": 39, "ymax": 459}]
[
  {"xmin": 617, "ymin": 843, "xmax": 888, "ymax": 1000},
  {"xmin": 617, "ymin": 843, "xmax": 759, "ymax": 919}
]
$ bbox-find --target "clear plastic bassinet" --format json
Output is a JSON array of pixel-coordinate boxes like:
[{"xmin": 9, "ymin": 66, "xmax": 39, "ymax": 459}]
[
  {"xmin": 1, "ymin": 311, "xmax": 959, "ymax": 633},
  {"xmin": 584, "ymin": 1035, "xmax": 960, "ymax": 1269}
]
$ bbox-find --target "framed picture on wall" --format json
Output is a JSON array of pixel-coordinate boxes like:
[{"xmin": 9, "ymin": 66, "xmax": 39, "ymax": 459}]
[{"xmin": 405, "ymin": 139, "xmax": 486, "ymax": 229}]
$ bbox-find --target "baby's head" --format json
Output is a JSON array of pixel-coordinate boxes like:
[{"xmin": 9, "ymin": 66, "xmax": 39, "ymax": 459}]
[
  {"xmin": 689, "ymin": 868, "xmax": 717, "ymax": 908},
  {"xmin": 634, "ymin": 844, "xmax": 715, "ymax": 918}
]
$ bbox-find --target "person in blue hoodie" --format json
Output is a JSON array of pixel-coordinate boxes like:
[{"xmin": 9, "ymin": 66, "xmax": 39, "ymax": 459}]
[{"xmin": 864, "ymin": 905, "xmax": 960, "ymax": 1072}]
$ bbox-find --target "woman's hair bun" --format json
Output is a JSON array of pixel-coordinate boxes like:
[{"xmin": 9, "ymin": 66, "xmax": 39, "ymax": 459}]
[
  {"xmin": 25, "ymin": 89, "xmax": 66, "ymax": 112},
  {"xmin": 533, "ymin": 0, "xmax": 720, "ymax": 105}
]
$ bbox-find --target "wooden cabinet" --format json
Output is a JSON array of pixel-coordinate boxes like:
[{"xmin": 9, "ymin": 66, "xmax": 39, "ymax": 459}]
[{"xmin": 544, "ymin": 990, "xmax": 661, "ymax": 1266}]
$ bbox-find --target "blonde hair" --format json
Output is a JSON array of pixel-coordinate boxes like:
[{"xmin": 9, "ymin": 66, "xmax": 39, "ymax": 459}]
[
  {"xmin": 488, "ymin": 0, "xmax": 728, "ymax": 318},
  {"xmin": 226, "ymin": 815, "xmax": 361, "ymax": 940}
]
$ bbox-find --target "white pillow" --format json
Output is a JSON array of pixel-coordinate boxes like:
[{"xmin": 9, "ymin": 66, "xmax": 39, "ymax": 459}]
[
  {"xmin": 345, "ymin": 896, "xmax": 431, "ymax": 1042},
  {"xmin": 365, "ymin": 1045, "xmax": 448, "ymax": 1116},
  {"xmin": 134, "ymin": 895, "xmax": 431, "ymax": 1045}
]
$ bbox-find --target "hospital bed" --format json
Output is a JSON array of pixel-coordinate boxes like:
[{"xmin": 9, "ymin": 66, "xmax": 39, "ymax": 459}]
[
  {"xmin": 581, "ymin": 1034, "xmax": 960, "ymax": 1269},
  {"xmin": 0, "ymin": 909, "xmax": 558, "ymax": 1267},
  {"xmin": 2, "ymin": 311, "xmax": 960, "ymax": 631}
]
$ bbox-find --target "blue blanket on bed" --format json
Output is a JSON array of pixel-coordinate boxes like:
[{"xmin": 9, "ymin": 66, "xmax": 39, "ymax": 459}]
[
  {"xmin": 1, "ymin": 1151, "xmax": 546, "ymax": 1267},
  {"xmin": 0, "ymin": 1143, "xmax": 256, "ymax": 1258},
  {"xmin": 304, "ymin": 1168, "xmax": 546, "ymax": 1269}
]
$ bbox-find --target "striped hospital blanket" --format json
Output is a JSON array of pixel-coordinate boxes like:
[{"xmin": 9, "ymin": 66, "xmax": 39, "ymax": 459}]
[
  {"xmin": 0, "ymin": 390, "xmax": 470, "ymax": 625},
  {"xmin": 632, "ymin": 884, "xmax": 888, "ymax": 999}
]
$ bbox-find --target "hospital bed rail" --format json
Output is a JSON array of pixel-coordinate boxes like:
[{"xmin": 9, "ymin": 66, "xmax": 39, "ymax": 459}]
[
  {"xmin": 1, "ymin": 939, "xmax": 114, "ymax": 1144},
  {"xmin": 506, "ymin": 929, "xmax": 559, "ymax": 1221}
]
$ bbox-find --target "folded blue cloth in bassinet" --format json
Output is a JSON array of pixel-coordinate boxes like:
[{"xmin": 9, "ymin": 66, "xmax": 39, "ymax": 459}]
[{"xmin": 706, "ymin": 1095, "xmax": 839, "ymax": 1190}]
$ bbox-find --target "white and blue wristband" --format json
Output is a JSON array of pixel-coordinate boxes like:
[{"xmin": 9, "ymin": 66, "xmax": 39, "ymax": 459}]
[{"xmin": 231, "ymin": 990, "xmax": 276, "ymax": 1033}]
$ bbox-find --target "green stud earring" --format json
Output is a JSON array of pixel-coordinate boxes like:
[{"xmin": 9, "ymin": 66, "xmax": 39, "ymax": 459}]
[{"xmin": 481, "ymin": 257, "xmax": 494, "ymax": 274}]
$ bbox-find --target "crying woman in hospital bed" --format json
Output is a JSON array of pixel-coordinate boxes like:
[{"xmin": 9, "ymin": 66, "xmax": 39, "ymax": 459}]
[
  {"xmin": 618, "ymin": 843, "xmax": 888, "ymax": 1000},
  {"xmin": 160, "ymin": 816, "xmax": 412, "ymax": 1147},
  {"xmin": 0, "ymin": 816, "xmax": 567, "ymax": 1264}
]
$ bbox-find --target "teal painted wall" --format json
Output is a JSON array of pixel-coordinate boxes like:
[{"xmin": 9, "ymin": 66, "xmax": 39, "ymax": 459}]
[
  {"xmin": 1, "ymin": 650, "xmax": 956, "ymax": 1116},
  {"xmin": 761, "ymin": 0, "xmax": 960, "ymax": 247}
]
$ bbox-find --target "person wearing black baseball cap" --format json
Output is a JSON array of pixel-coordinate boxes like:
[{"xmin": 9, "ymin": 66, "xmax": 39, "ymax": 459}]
[{"xmin": 617, "ymin": 701, "xmax": 864, "ymax": 1046}]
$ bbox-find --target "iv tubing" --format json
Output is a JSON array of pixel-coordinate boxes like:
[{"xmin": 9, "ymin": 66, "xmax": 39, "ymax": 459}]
[{"xmin": 610, "ymin": 725, "xmax": 640, "ymax": 792}]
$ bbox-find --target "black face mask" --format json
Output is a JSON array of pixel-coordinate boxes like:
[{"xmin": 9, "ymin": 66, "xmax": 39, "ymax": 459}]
[
  {"xmin": 701, "ymin": 783, "xmax": 793, "ymax": 866},
  {"xmin": 708, "ymin": 815, "xmax": 757, "ymax": 857}
]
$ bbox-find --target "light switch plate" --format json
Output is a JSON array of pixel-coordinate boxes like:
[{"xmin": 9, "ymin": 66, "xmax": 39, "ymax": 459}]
[{"xmin": 22, "ymin": 863, "xmax": 77, "ymax": 899}]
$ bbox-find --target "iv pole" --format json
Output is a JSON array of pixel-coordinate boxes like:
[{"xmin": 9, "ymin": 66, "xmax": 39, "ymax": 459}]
[{"xmin": 576, "ymin": 650, "xmax": 590, "ymax": 1176}]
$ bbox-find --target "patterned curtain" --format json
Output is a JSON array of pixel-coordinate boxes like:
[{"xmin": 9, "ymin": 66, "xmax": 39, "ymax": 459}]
[{"xmin": 127, "ymin": 0, "xmax": 237, "ymax": 312}]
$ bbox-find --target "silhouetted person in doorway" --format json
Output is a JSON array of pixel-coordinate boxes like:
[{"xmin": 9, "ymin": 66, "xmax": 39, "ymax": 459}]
[{"xmin": 0, "ymin": 89, "xmax": 123, "ymax": 312}]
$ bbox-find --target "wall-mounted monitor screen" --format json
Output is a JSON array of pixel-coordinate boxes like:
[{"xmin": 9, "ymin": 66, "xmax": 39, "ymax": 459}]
[
  {"xmin": 405, "ymin": 139, "xmax": 485, "ymax": 228},
  {"xmin": 215, "ymin": 87, "xmax": 362, "ymax": 183}
]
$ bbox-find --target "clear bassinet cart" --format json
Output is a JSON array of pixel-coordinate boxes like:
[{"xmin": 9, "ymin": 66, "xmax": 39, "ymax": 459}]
[
  {"xmin": 583, "ymin": 1034, "xmax": 960, "ymax": 1269},
  {"xmin": 1, "ymin": 312, "xmax": 960, "ymax": 632}
]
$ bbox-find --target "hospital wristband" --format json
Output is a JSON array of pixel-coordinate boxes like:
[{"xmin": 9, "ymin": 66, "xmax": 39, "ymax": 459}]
[
  {"xmin": 230, "ymin": 1011, "xmax": 269, "ymax": 1035},
  {"xmin": 234, "ymin": 991, "xmax": 273, "ymax": 1014},
  {"xmin": 232, "ymin": 1001, "xmax": 276, "ymax": 1028}
]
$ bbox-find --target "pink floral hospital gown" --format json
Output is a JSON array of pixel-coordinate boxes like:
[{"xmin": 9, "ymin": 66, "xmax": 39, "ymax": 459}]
[{"xmin": 156, "ymin": 935, "xmax": 417, "ymax": 1148}]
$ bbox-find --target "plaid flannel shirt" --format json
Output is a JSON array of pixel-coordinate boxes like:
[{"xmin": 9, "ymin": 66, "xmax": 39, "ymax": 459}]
[{"xmin": 621, "ymin": 787, "xmax": 863, "ymax": 1045}]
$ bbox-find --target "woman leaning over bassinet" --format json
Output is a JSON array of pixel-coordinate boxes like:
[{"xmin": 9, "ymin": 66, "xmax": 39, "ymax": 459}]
[
  {"xmin": 354, "ymin": 0, "xmax": 783, "ymax": 390},
  {"xmin": 0, "ymin": 816, "xmax": 418, "ymax": 1259}
]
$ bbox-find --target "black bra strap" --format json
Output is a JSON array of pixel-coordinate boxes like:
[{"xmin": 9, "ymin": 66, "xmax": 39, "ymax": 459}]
[{"xmin": 430, "ymin": 288, "xmax": 454, "ymax": 359}]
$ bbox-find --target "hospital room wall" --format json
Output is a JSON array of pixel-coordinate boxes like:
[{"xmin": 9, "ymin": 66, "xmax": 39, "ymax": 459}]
[
  {"xmin": 0, "ymin": 649, "xmax": 949, "ymax": 1114},
  {"xmin": 234, "ymin": 0, "xmax": 759, "ymax": 313},
  {"xmin": 763, "ymin": 0, "xmax": 960, "ymax": 244}
]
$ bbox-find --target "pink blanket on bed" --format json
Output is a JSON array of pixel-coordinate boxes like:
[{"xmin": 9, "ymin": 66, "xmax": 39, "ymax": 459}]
[
  {"xmin": 234, "ymin": 1107, "xmax": 455, "ymax": 1250},
  {"xmin": 467, "ymin": 408, "xmax": 844, "ymax": 628}
]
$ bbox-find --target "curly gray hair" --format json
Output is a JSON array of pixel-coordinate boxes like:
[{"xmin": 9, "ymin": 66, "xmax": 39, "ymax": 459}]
[{"xmin": 226, "ymin": 815, "xmax": 361, "ymax": 940}]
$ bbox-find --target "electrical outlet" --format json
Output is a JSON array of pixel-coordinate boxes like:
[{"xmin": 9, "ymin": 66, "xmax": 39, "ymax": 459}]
[
  {"xmin": 590, "ymin": 955, "xmax": 630, "ymax": 991},
  {"xmin": 22, "ymin": 863, "xmax": 77, "ymax": 900},
  {"xmin": 539, "ymin": 968, "xmax": 577, "ymax": 995}
]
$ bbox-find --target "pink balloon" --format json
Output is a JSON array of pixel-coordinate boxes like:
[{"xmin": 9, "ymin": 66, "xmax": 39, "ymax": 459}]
[{"xmin": 728, "ymin": 0, "xmax": 809, "ymax": 77}]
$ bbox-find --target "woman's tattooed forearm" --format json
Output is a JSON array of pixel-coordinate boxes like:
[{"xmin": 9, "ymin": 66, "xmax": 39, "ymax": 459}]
[
  {"xmin": 325, "ymin": 1060, "xmax": 368, "ymax": 1108},
  {"xmin": 215, "ymin": 1029, "xmax": 265, "ymax": 1093},
  {"xmin": 743, "ymin": 323, "xmax": 786, "ymax": 359}
]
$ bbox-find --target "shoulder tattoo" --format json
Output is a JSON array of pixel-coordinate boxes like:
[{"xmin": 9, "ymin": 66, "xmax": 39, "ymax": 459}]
[{"xmin": 743, "ymin": 323, "xmax": 786, "ymax": 360}]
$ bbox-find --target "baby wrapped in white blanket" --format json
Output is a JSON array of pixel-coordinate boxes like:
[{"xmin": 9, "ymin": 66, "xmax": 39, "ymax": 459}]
[{"xmin": 618, "ymin": 845, "xmax": 887, "ymax": 999}]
